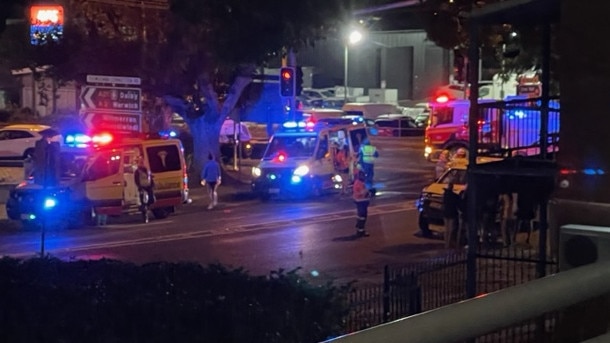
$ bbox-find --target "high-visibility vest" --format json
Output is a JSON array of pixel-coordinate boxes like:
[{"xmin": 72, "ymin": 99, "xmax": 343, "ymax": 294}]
[{"xmin": 361, "ymin": 145, "xmax": 377, "ymax": 164}]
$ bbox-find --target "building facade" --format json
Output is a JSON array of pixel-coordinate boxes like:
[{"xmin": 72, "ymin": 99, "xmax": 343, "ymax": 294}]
[{"xmin": 297, "ymin": 30, "xmax": 451, "ymax": 101}]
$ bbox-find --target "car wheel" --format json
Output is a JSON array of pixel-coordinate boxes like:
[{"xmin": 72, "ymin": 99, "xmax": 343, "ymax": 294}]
[
  {"xmin": 152, "ymin": 207, "xmax": 172, "ymax": 219},
  {"xmin": 418, "ymin": 212, "xmax": 430, "ymax": 233},
  {"xmin": 23, "ymin": 148, "xmax": 35, "ymax": 159}
]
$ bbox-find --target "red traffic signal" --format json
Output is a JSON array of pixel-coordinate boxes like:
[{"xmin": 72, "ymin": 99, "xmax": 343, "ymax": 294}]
[{"xmin": 279, "ymin": 67, "xmax": 296, "ymax": 97}]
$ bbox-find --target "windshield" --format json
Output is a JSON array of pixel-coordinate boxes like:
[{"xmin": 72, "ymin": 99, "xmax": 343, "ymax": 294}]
[
  {"xmin": 438, "ymin": 168, "xmax": 467, "ymax": 185},
  {"xmin": 263, "ymin": 135, "xmax": 318, "ymax": 160}
]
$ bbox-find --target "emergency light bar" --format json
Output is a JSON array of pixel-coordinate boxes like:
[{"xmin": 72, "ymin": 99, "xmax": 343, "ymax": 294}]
[{"xmin": 64, "ymin": 133, "xmax": 113, "ymax": 148}]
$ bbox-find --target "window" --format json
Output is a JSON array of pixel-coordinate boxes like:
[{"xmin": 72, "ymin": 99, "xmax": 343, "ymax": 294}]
[
  {"xmin": 316, "ymin": 135, "xmax": 328, "ymax": 159},
  {"xmin": 84, "ymin": 151, "xmax": 122, "ymax": 181},
  {"xmin": 264, "ymin": 135, "xmax": 318, "ymax": 160},
  {"xmin": 11, "ymin": 131, "xmax": 34, "ymax": 139},
  {"xmin": 147, "ymin": 145, "xmax": 181, "ymax": 173},
  {"xmin": 439, "ymin": 169, "xmax": 467, "ymax": 185},
  {"xmin": 349, "ymin": 128, "xmax": 368, "ymax": 153},
  {"xmin": 432, "ymin": 107, "xmax": 454, "ymax": 126}
]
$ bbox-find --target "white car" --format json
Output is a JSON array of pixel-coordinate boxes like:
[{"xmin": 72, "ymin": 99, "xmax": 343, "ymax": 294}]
[{"xmin": 0, "ymin": 124, "xmax": 61, "ymax": 159}]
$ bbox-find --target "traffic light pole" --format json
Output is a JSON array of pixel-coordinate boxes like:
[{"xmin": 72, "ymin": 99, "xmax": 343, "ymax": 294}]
[{"xmin": 288, "ymin": 49, "xmax": 297, "ymax": 121}]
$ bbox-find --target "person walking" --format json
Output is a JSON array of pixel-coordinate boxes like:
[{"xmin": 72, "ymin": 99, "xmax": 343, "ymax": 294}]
[
  {"xmin": 353, "ymin": 170, "xmax": 371, "ymax": 237},
  {"xmin": 134, "ymin": 157, "xmax": 155, "ymax": 223},
  {"xmin": 435, "ymin": 150, "xmax": 450, "ymax": 180},
  {"xmin": 201, "ymin": 153, "xmax": 222, "ymax": 210},
  {"xmin": 443, "ymin": 182, "xmax": 461, "ymax": 249},
  {"xmin": 358, "ymin": 138, "xmax": 379, "ymax": 195}
]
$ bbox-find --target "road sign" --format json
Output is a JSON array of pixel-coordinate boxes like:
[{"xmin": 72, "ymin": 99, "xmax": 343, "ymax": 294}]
[
  {"xmin": 86, "ymin": 74, "xmax": 141, "ymax": 85},
  {"xmin": 80, "ymin": 86, "xmax": 141, "ymax": 112},
  {"xmin": 81, "ymin": 112, "xmax": 141, "ymax": 132}
]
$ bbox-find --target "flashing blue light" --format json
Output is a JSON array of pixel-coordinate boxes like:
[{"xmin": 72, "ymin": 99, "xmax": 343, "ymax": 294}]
[
  {"xmin": 282, "ymin": 121, "xmax": 307, "ymax": 129},
  {"xmin": 65, "ymin": 133, "xmax": 91, "ymax": 146},
  {"xmin": 269, "ymin": 174, "xmax": 277, "ymax": 180},
  {"xmin": 43, "ymin": 197, "xmax": 57, "ymax": 209},
  {"xmin": 169, "ymin": 130, "xmax": 177, "ymax": 138},
  {"xmin": 28, "ymin": 214, "xmax": 36, "ymax": 220},
  {"xmin": 291, "ymin": 175, "xmax": 302, "ymax": 184}
]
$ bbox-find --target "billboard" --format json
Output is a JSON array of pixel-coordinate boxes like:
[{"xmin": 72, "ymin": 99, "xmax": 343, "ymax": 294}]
[{"xmin": 30, "ymin": 5, "xmax": 64, "ymax": 45}]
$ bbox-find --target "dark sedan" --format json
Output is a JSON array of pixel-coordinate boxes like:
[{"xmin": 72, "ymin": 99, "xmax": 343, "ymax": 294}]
[{"xmin": 374, "ymin": 115, "xmax": 425, "ymax": 137}]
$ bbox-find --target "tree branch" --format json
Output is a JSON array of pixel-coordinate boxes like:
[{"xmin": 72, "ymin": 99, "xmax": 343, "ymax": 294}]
[
  {"xmin": 219, "ymin": 65, "xmax": 255, "ymax": 120},
  {"xmin": 198, "ymin": 76, "xmax": 220, "ymax": 112}
]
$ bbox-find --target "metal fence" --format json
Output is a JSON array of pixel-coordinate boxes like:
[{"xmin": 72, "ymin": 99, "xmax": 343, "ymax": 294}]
[
  {"xmin": 344, "ymin": 244, "xmax": 558, "ymax": 341},
  {"xmin": 474, "ymin": 97, "xmax": 560, "ymax": 159}
]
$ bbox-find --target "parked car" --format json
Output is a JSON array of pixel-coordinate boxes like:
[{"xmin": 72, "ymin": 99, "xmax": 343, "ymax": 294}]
[
  {"xmin": 414, "ymin": 113, "xmax": 430, "ymax": 128},
  {"xmin": 0, "ymin": 124, "xmax": 62, "ymax": 159},
  {"xmin": 374, "ymin": 115, "xmax": 425, "ymax": 137}
]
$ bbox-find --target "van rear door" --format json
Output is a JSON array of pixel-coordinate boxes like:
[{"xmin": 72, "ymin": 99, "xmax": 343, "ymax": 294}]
[
  {"xmin": 83, "ymin": 149, "xmax": 124, "ymax": 214},
  {"xmin": 145, "ymin": 142, "xmax": 184, "ymax": 206}
]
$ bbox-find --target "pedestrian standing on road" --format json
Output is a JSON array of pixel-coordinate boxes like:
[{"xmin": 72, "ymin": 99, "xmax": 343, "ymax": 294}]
[
  {"xmin": 443, "ymin": 182, "xmax": 461, "ymax": 248},
  {"xmin": 353, "ymin": 170, "xmax": 370, "ymax": 237},
  {"xmin": 134, "ymin": 157, "xmax": 155, "ymax": 223},
  {"xmin": 201, "ymin": 153, "xmax": 222, "ymax": 210},
  {"xmin": 435, "ymin": 150, "xmax": 450, "ymax": 180}
]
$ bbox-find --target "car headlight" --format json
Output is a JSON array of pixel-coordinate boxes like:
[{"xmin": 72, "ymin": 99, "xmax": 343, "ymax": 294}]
[
  {"xmin": 252, "ymin": 166, "xmax": 262, "ymax": 178},
  {"xmin": 293, "ymin": 165, "xmax": 310, "ymax": 176}
]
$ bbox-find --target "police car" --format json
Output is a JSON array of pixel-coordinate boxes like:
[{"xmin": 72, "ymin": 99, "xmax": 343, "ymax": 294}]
[
  {"xmin": 251, "ymin": 120, "xmax": 368, "ymax": 200},
  {"xmin": 416, "ymin": 157, "xmax": 501, "ymax": 232}
]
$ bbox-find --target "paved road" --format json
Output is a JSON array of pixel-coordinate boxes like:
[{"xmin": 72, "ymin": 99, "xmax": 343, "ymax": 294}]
[{"xmin": 0, "ymin": 137, "xmax": 443, "ymax": 286}]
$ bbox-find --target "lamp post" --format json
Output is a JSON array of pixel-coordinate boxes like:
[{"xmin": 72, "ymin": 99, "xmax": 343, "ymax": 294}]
[{"xmin": 344, "ymin": 29, "xmax": 363, "ymax": 103}]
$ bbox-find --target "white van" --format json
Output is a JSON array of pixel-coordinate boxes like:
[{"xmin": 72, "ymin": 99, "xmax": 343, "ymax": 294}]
[{"xmin": 341, "ymin": 103, "xmax": 398, "ymax": 119}]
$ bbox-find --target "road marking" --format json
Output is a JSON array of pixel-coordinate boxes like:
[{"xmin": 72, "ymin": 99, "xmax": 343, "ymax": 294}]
[{"xmin": 33, "ymin": 201, "xmax": 418, "ymax": 256}]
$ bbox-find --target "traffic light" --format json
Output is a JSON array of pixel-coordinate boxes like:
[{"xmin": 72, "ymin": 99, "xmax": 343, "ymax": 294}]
[{"xmin": 279, "ymin": 67, "xmax": 296, "ymax": 97}]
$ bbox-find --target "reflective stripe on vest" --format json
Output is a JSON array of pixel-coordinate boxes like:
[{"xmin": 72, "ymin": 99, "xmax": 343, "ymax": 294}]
[{"xmin": 361, "ymin": 145, "xmax": 377, "ymax": 164}]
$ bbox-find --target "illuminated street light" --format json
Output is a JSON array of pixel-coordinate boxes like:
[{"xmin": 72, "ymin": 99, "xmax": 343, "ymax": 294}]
[{"xmin": 344, "ymin": 29, "xmax": 364, "ymax": 103}]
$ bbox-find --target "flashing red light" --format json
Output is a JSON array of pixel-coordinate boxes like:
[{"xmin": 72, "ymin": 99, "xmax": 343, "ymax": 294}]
[
  {"xmin": 435, "ymin": 94, "xmax": 450, "ymax": 103},
  {"xmin": 91, "ymin": 133, "xmax": 113, "ymax": 145},
  {"xmin": 278, "ymin": 153, "xmax": 286, "ymax": 162}
]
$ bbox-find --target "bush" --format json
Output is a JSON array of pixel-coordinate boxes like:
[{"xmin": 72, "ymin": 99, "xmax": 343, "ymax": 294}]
[{"xmin": 0, "ymin": 257, "xmax": 351, "ymax": 343}]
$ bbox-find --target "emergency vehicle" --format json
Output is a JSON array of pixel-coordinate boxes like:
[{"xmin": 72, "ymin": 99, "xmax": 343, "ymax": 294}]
[
  {"xmin": 6, "ymin": 132, "xmax": 190, "ymax": 229},
  {"xmin": 423, "ymin": 95, "xmax": 560, "ymax": 161},
  {"xmin": 251, "ymin": 120, "xmax": 368, "ymax": 200}
]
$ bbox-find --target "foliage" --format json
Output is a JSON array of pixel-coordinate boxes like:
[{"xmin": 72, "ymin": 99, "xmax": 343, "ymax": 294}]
[
  {"xmin": 419, "ymin": 0, "xmax": 556, "ymax": 77},
  {"xmin": 0, "ymin": 256, "xmax": 352, "ymax": 343}
]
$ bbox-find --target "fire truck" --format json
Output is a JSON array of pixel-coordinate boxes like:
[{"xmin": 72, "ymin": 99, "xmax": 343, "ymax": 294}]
[{"xmin": 423, "ymin": 94, "xmax": 560, "ymax": 161}]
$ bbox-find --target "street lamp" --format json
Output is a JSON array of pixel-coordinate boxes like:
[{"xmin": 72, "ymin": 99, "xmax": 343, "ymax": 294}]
[{"xmin": 344, "ymin": 29, "xmax": 363, "ymax": 103}]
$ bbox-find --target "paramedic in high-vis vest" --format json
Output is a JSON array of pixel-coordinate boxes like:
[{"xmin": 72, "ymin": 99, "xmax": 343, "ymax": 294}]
[{"xmin": 358, "ymin": 138, "xmax": 379, "ymax": 195}]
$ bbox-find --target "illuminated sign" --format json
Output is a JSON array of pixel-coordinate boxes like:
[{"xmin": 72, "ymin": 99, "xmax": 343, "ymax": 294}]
[{"xmin": 30, "ymin": 5, "xmax": 64, "ymax": 45}]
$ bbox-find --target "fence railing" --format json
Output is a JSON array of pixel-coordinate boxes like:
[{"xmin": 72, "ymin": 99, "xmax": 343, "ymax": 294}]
[
  {"xmin": 475, "ymin": 97, "xmax": 560, "ymax": 159},
  {"xmin": 326, "ymin": 260, "xmax": 610, "ymax": 343}
]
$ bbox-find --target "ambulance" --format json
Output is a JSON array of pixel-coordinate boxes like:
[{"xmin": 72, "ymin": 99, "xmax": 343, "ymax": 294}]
[
  {"xmin": 251, "ymin": 120, "xmax": 368, "ymax": 200},
  {"xmin": 6, "ymin": 132, "xmax": 190, "ymax": 229}
]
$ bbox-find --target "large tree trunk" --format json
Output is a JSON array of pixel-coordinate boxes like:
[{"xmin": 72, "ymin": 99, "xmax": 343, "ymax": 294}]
[
  {"xmin": 163, "ymin": 67, "xmax": 254, "ymax": 181},
  {"xmin": 187, "ymin": 114, "xmax": 222, "ymax": 179}
]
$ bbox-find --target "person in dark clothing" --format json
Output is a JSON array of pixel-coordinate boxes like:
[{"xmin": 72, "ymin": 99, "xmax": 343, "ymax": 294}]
[
  {"xmin": 134, "ymin": 157, "xmax": 155, "ymax": 223},
  {"xmin": 443, "ymin": 183, "xmax": 461, "ymax": 248},
  {"xmin": 516, "ymin": 192, "xmax": 537, "ymax": 244}
]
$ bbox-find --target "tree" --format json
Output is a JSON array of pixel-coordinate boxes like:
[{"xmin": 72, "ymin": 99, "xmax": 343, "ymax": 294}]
[
  {"xmin": 419, "ymin": 0, "xmax": 552, "ymax": 81},
  {"xmin": 159, "ymin": 0, "xmax": 350, "ymax": 174}
]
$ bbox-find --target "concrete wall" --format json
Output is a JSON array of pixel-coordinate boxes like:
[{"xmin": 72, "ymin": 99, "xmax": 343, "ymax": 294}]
[{"xmin": 297, "ymin": 30, "xmax": 450, "ymax": 101}]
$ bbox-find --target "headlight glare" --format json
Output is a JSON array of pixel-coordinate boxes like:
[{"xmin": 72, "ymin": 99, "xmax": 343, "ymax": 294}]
[
  {"xmin": 252, "ymin": 166, "xmax": 262, "ymax": 178},
  {"xmin": 293, "ymin": 165, "xmax": 310, "ymax": 176}
]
